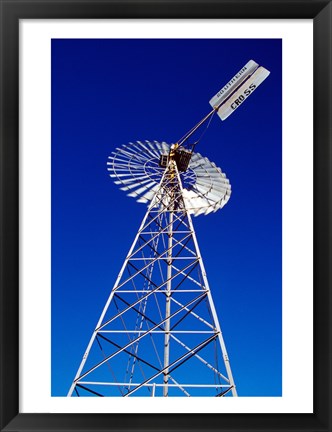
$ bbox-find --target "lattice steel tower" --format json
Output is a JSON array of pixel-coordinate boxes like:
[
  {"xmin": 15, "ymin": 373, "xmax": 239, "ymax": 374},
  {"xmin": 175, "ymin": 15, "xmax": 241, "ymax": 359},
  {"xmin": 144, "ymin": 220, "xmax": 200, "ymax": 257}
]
[{"xmin": 68, "ymin": 59, "xmax": 270, "ymax": 397}]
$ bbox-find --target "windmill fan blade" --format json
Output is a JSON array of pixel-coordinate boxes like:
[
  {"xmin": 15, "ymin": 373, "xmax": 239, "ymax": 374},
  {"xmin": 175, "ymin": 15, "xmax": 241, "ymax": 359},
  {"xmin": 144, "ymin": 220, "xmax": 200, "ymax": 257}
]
[
  {"xmin": 127, "ymin": 181, "xmax": 156, "ymax": 197},
  {"xmin": 137, "ymin": 185, "xmax": 160, "ymax": 203},
  {"xmin": 107, "ymin": 140, "xmax": 231, "ymax": 216}
]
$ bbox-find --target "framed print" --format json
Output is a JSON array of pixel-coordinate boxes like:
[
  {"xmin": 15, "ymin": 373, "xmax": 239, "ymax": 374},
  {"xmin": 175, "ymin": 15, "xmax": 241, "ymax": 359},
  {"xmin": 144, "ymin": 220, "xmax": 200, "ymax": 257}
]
[
  {"xmin": 50, "ymin": 36, "xmax": 282, "ymax": 406},
  {"xmin": 0, "ymin": 1, "xmax": 331, "ymax": 431}
]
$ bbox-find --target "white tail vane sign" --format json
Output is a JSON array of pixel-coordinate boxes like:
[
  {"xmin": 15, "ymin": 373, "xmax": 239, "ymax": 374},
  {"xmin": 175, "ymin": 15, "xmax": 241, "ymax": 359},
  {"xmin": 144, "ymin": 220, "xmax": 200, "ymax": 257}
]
[{"xmin": 209, "ymin": 60, "xmax": 270, "ymax": 121}]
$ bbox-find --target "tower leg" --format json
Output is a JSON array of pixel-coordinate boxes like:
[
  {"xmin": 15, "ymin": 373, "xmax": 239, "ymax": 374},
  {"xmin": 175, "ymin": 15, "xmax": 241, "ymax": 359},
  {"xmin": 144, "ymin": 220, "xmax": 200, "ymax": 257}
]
[{"xmin": 163, "ymin": 200, "xmax": 173, "ymax": 396}]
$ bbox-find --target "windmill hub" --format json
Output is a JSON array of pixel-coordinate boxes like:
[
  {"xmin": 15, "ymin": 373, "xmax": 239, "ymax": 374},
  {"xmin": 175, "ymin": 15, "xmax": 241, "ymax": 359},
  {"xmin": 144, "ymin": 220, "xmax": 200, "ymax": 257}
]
[{"xmin": 159, "ymin": 145, "xmax": 192, "ymax": 173}]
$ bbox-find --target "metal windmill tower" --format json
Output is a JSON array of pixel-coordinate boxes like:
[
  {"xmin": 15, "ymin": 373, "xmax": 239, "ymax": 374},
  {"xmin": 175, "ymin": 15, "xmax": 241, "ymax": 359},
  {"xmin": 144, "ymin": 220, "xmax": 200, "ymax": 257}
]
[{"xmin": 68, "ymin": 60, "xmax": 270, "ymax": 397}]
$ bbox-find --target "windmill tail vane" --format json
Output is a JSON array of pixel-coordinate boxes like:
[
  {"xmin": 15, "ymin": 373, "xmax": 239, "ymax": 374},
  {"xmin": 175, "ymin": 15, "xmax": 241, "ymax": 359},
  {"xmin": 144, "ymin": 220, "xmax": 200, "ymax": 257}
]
[
  {"xmin": 178, "ymin": 59, "xmax": 270, "ymax": 151},
  {"xmin": 67, "ymin": 59, "xmax": 270, "ymax": 397}
]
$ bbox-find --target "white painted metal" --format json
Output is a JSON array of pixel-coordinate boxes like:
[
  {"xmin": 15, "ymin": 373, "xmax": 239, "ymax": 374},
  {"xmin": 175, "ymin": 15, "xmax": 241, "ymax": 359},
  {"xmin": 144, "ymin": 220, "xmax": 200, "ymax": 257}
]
[
  {"xmin": 122, "ymin": 334, "xmax": 220, "ymax": 397},
  {"xmin": 69, "ymin": 158, "xmax": 237, "ymax": 397},
  {"xmin": 107, "ymin": 141, "xmax": 231, "ymax": 216},
  {"xmin": 98, "ymin": 330, "xmax": 215, "ymax": 334},
  {"xmin": 209, "ymin": 59, "xmax": 259, "ymax": 108},
  {"xmin": 216, "ymin": 66, "xmax": 270, "ymax": 121},
  {"xmin": 169, "ymin": 333, "xmax": 229, "ymax": 383},
  {"xmin": 163, "ymin": 165, "xmax": 174, "ymax": 396},
  {"xmin": 77, "ymin": 295, "xmax": 208, "ymax": 384},
  {"xmin": 80, "ymin": 382, "xmax": 230, "ymax": 387}
]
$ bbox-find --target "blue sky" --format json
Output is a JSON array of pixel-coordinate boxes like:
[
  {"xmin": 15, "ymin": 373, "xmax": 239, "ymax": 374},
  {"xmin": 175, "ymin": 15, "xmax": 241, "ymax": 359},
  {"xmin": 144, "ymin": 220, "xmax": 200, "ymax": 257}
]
[{"xmin": 51, "ymin": 38, "xmax": 282, "ymax": 397}]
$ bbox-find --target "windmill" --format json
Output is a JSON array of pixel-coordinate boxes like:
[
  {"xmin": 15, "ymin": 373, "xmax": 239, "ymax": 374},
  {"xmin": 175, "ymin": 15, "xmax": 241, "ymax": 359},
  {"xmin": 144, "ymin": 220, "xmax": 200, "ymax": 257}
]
[{"xmin": 68, "ymin": 60, "xmax": 270, "ymax": 397}]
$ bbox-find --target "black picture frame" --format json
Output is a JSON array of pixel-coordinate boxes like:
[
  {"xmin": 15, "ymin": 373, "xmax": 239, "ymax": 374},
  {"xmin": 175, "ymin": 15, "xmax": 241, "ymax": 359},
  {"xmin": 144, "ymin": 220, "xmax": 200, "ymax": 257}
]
[{"xmin": 1, "ymin": 1, "xmax": 331, "ymax": 431}]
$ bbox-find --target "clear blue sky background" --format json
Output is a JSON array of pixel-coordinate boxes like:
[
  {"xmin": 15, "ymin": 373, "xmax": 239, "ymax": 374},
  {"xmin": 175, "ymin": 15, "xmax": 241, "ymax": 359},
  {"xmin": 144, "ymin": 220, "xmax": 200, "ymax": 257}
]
[{"xmin": 51, "ymin": 38, "xmax": 282, "ymax": 397}]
